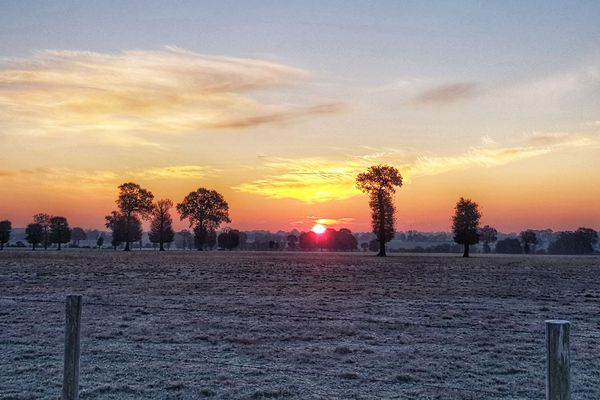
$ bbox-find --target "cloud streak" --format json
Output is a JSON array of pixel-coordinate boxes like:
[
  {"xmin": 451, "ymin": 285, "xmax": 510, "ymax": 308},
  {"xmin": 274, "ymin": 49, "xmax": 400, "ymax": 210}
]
[
  {"xmin": 411, "ymin": 82, "xmax": 481, "ymax": 105},
  {"xmin": 0, "ymin": 47, "xmax": 341, "ymax": 144},
  {"xmin": 235, "ymin": 131, "xmax": 596, "ymax": 203}
]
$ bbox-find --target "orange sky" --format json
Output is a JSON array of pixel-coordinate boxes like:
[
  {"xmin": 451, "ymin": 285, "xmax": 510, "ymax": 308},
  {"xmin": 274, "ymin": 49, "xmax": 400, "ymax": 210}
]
[{"xmin": 1, "ymin": 5, "xmax": 599, "ymax": 233}]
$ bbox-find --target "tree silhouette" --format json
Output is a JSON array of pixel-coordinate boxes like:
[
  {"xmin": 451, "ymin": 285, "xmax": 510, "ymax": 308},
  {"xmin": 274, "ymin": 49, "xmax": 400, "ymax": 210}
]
[
  {"xmin": 71, "ymin": 227, "xmax": 87, "ymax": 246},
  {"xmin": 495, "ymin": 238, "xmax": 523, "ymax": 254},
  {"xmin": 286, "ymin": 234, "xmax": 298, "ymax": 250},
  {"xmin": 452, "ymin": 197, "xmax": 481, "ymax": 257},
  {"xmin": 33, "ymin": 213, "xmax": 52, "ymax": 250},
  {"xmin": 149, "ymin": 199, "xmax": 175, "ymax": 251},
  {"xmin": 177, "ymin": 188, "xmax": 230, "ymax": 251},
  {"xmin": 105, "ymin": 211, "xmax": 142, "ymax": 250},
  {"xmin": 177, "ymin": 230, "xmax": 193, "ymax": 250},
  {"xmin": 479, "ymin": 225, "xmax": 498, "ymax": 254},
  {"xmin": 356, "ymin": 165, "xmax": 403, "ymax": 256},
  {"xmin": 25, "ymin": 223, "xmax": 43, "ymax": 250},
  {"xmin": 49, "ymin": 216, "xmax": 71, "ymax": 250},
  {"xmin": 218, "ymin": 228, "xmax": 240, "ymax": 250},
  {"xmin": 116, "ymin": 182, "xmax": 154, "ymax": 251},
  {"xmin": 520, "ymin": 230, "xmax": 538, "ymax": 254},
  {"xmin": 0, "ymin": 220, "xmax": 11, "ymax": 250},
  {"xmin": 549, "ymin": 228, "xmax": 598, "ymax": 254}
]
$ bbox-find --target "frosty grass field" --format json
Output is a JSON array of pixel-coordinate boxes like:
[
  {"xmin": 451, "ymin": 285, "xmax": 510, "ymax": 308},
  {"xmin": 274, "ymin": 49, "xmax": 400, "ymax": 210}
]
[{"xmin": 1, "ymin": 251, "xmax": 600, "ymax": 399}]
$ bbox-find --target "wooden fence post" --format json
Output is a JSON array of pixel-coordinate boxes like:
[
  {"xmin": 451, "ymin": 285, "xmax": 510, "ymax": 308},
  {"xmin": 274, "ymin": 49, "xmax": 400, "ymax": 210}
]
[
  {"xmin": 62, "ymin": 295, "xmax": 82, "ymax": 400},
  {"xmin": 546, "ymin": 319, "xmax": 570, "ymax": 400}
]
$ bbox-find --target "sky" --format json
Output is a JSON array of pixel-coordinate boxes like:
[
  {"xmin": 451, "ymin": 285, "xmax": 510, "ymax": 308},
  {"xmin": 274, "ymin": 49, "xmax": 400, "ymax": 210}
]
[{"xmin": 0, "ymin": 1, "xmax": 599, "ymax": 233}]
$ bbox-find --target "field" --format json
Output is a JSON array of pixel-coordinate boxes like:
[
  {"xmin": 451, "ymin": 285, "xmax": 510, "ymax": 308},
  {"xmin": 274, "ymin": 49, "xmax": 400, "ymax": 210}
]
[{"xmin": 2, "ymin": 251, "xmax": 600, "ymax": 399}]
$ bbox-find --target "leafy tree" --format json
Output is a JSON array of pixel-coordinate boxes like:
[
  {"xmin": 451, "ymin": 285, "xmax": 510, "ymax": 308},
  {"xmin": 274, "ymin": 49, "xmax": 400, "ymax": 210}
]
[
  {"xmin": 149, "ymin": 199, "xmax": 175, "ymax": 251},
  {"xmin": 177, "ymin": 188, "xmax": 230, "ymax": 250},
  {"xmin": 495, "ymin": 238, "xmax": 523, "ymax": 254},
  {"xmin": 479, "ymin": 225, "xmax": 498, "ymax": 254},
  {"xmin": 116, "ymin": 182, "xmax": 154, "ymax": 251},
  {"xmin": 71, "ymin": 227, "xmax": 87, "ymax": 246},
  {"xmin": 33, "ymin": 213, "xmax": 52, "ymax": 250},
  {"xmin": 299, "ymin": 231, "xmax": 317, "ymax": 249},
  {"xmin": 105, "ymin": 211, "xmax": 142, "ymax": 250},
  {"xmin": 452, "ymin": 197, "xmax": 481, "ymax": 257},
  {"xmin": 49, "ymin": 216, "xmax": 71, "ymax": 250},
  {"xmin": 287, "ymin": 234, "xmax": 298, "ymax": 250},
  {"xmin": 520, "ymin": 230, "xmax": 538, "ymax": 254},
  {"xmin": 548, "ymin": 228, "xmax": 598, "ymax": 254},
  {"xmin": 0, "ymin": 220, "xmax": 11, "ymax": 250},
  {"xmin": 356, "ymin": 165, "xmax": 403, "ymax": 256},
  {"xmin": 25, "ymin": 223, "xmax": 43, "ymax": 250},
  {"xmin": 194, "ymin": 227, "xmax": 217, "ymax": 250},
  {"xmin": 218, "ymin": 228, "xmax": 240, "ymax": 250},
  {"xmin": 334, "ymin": 228, "xmax": 358, "ymax": 251},
  {"xmin": 368, "ymin": 239, "xmax": 380, "ymax": 252}
]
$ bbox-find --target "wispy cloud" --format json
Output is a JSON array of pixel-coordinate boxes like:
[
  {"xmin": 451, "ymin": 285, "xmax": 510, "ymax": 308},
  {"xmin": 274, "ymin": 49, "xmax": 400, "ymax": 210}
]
[
  {"xmin": 234, "ymin": 131, "xmax": 597, "ymax": 203},
  {"xmin": 411, "ymin": 82, "xmax": 481, "ymax": 105},
  {"xmin": 0, "ymin": 47, "xmax": 341, "ymax": 145}
]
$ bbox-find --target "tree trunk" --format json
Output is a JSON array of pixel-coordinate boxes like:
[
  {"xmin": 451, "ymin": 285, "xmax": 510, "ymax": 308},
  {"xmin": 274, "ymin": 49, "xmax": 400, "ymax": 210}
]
[
  {"xmin": 463, "ymin": 243, "xmax": 469, "ymax": 257},
  {"xmin": 159, "ymin": 240, "xmax": 164, "ymax": 251},
  {"xmin": 32, "ymin": 243, "xmax": 36, "ymax": 251},
  {"xmin": 57, "ymin": 241, "xmax": 62, "ymax": 251},
  {"xmin": 377, "ymin": 190, "xmax": 387, "ymax": 257},
  {"xmin": 124, "ymin": 213, "xmax": 131, "ymax": 251}
]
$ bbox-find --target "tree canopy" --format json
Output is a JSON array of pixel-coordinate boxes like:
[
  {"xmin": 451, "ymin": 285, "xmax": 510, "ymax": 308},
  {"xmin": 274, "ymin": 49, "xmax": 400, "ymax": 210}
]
[
  {"xmin": 177, "ymin": 188, "xmax": 230, "ymax": 250},
  {"xmin": 149, "ymin": 199, "xmax": 175, "ymax": 251},
  {"xmin": 116, "ymin": 182, "xmax": 154, "ymax": 251},
  {"xmin": 49, "ymin": 216, "xmax": 71, "ymax": 250},
  {"xmin": 0, "ymin": 220, "xmax": 12, "ymax": 250}
]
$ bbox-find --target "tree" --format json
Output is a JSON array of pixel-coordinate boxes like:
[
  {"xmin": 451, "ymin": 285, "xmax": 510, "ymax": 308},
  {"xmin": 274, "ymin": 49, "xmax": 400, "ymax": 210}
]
[
  {"xmin": 495, "ymin": 238, "xmax": 523, "ymax": 254},
  {"xmin": 479, "ymin": 225, "xmax": 498, "ymax": 254},
  {"xmin": 0, "ymin": 220, "xmax": 11, "ymax": 250},
  {"xmin": 334, "ymin": 228, "xmax": 358, "ymax": 251},
  {"xmin": 548, "ymin": 228, "xmax": 598, "ymax": 255},
  {"xmin": 299, "ymin": 231, "xmax": 317, "ymax": 250},
  {"xmin": 287, "ymin": 234, "xmax": 298, "ymax": 250},
  {"xmin": 452, "ymin": 197, "xmax": 481, "ymax": 257},
  {"xmin": 25, "ymin": 223, "xmax": 43, "ymax": 250},
  {"xmin": 520, "ymin": 230, "xmax": 538, "ymax": 254},
  {"xmin": 194, "ymin": 227, "xmax": 217, "ymax": 250},
  {"xmin": 105, "ymin": 211, "xmax": 142, "ymax": 250},
  {"xmin": 96, "ymin": 234, "xmax": 105, "ymax": 248},
  {"xmin": 116, "ymin": 182, "xmax": 154, "ymax": 251},
  {"xmin": 71, "ymin": 227, "xmax": 87, "ymax": 246},
  {"xmin": 177, "ymin": 188, "xmax": 231, "ymax": 250},
  {"xmin": 148, "ymin": 199, "xmax": 175, "ymax": 251},
  {"xmin": 360, "ymin": 242, "xmax": 369, "ymax": 252},
  {"xmin": 49, "ymin": 216, "xmax": 71, "ymax": 250},
  {"xmin": 33, "ymin": 213, "xmax": 52, "ymax": 250},
  {"xmin": 368, "ymin": 239, "xmax": 380, "ymax": 252},
  {"xmin": 176, "ymin": 229, "xmax": 193, "ymax": 250},
  {"xmin": 356, "ymin": 165, "xmax": 403, "ymax": 257},
  {"xmin": 218, "ymin": 228, "xmax": 240, "ymax": 250}
]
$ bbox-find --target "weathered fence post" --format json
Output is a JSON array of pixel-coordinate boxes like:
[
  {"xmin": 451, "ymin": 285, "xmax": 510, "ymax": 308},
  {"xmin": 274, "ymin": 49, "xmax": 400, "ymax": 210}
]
[
  {"xmin": 546, "ymin": 319, "xmax": 570, "ymax": 400},
  {"xmin": 62, "ymin": 295, "xmax": 82, "ymax": 400}
]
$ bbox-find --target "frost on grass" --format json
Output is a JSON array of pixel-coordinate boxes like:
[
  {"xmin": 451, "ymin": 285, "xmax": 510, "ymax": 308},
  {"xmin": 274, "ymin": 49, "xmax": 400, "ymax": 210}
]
[{"xmin": 1, "ymin": 251, "xmax": 600, "ymax": 399}]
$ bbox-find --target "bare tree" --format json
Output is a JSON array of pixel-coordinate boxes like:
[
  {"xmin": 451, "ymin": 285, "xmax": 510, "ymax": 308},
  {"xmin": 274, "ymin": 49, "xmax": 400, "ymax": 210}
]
[
  {"xmin": 479, "ymin": 225, "xmax": 498, "ymax": 254},
  {"xmin": 356, "ymin": 165, "xmax": 403, "ymax": 256},
  {"xmin": 33, "ymin": 213, "xmax": 52, "ymax": 250},
  {"xmin": 149, "ymin": 199, "xmax": 175, "ymax": 251},
  {"xmin": 452, "ymin": 197, "xmax": 481, "ymax": 257},
  {"xmin": 115, "ymin": 182, "xmax": 154, "ymax": 251}
]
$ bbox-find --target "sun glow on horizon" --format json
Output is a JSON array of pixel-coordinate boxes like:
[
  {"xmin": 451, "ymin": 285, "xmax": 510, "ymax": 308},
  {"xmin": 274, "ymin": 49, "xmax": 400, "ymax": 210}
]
[{"xmin": 311, "ymin": 223, "xmax": 327, "ymax": 234}]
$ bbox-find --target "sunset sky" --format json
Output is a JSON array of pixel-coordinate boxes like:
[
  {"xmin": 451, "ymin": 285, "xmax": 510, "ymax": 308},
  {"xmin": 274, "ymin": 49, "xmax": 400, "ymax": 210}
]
[{"xmin": 1, "ymin": 1, "xmax": 599, "ymax": 232}]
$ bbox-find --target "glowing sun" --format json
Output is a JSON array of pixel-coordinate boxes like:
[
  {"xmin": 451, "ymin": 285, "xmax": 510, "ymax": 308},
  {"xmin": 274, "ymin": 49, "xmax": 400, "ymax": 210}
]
[{"xmin": 312, "ymin": 223, "xmax": 326, "ymax": 234}]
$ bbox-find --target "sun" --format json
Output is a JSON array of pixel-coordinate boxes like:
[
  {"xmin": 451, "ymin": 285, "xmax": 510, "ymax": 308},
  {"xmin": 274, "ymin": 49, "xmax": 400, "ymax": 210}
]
[{"xmin": 311, "ymin": 223, "xmax": 326, "ymax": 234}]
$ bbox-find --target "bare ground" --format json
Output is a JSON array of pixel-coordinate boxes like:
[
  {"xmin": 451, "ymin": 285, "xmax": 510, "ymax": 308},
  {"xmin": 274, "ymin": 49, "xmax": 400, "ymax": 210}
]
[{"xmin": 1, "ymin": 251, "xmax": 600, "ymax": 399}]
